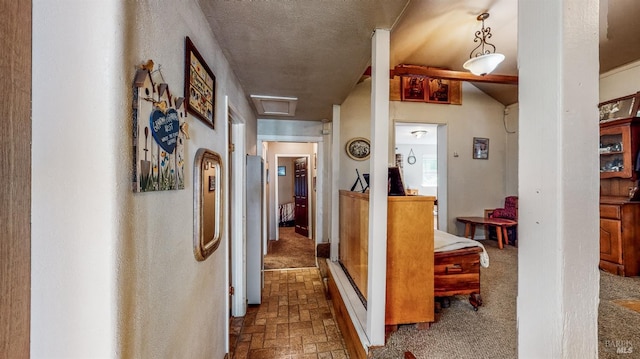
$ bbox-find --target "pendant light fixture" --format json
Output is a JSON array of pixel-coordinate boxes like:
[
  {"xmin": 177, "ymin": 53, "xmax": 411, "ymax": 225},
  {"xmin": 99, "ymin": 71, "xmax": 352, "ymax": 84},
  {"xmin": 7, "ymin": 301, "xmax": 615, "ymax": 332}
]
[
  {"xmin": 463, "ymin": 12, "xmax": 505, "ymax": 76},
  {"xmin": 411, "ymin": 130, "xmax": 428, "ymax": 138}
]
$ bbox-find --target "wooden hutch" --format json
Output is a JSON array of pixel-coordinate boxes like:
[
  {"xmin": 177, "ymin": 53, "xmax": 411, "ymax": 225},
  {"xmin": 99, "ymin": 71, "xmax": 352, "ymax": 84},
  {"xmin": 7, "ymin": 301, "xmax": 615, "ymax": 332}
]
[{"xmin": 599, "ymin": 92, "xmax": 640, "ymax": 276}]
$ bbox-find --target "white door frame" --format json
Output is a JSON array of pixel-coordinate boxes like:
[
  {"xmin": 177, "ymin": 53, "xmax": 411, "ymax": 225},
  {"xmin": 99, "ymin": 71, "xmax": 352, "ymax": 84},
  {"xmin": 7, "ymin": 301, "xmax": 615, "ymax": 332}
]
[
  {"xmin": 226, "ymin": 97, "xmax": 247, "ymax": 319},
  {"xmin": 391, "ymin": 120, "xmax": 448, "ymax": 231},
  {"xmin": 257, "ymin": 135, "xmax": 324, "ymax": 255}
]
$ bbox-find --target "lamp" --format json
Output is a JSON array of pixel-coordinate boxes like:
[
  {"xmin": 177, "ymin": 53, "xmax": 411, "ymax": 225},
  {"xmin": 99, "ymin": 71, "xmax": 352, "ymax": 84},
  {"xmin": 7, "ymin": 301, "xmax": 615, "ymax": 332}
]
[
  {"xmin": 463, "ymin": 13, "xmax": 505, "ymax": 76},
  {"xmin": 411, "ymin": 130, "xmax": 428, "ymax": 138}
]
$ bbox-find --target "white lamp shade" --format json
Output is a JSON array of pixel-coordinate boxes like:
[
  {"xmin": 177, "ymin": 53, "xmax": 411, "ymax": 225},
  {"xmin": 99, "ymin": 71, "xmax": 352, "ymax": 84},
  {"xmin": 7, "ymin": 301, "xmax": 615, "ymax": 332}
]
[{"xmin": 463, "ymin": 53, "xmax": 505, "ymax": 76}]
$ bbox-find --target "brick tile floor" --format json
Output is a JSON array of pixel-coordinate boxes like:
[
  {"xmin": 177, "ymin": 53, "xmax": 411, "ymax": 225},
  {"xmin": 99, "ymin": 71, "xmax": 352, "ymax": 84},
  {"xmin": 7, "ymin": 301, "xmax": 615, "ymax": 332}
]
[{"xmin": 229, "ymin": 268, "xmax": 349, "ymax": 359}]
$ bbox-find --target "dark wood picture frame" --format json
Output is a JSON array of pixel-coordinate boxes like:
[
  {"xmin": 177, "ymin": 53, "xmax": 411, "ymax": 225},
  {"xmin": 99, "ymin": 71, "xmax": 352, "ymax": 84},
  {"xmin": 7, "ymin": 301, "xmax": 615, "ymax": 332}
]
[
  {"xmin": 277, "ymin": 165, "xmax": 286, "ymax": 176},
  {"xmin": 427, "ymin": 78, "xmax": 451, "ymax": 103},
  {"xmin": 184, "ymin": 36, "xmax": 215, "ymax": 129},
  {"xmin": 400, "ymin": 76, "xmax": 427, "ymax": 102}
]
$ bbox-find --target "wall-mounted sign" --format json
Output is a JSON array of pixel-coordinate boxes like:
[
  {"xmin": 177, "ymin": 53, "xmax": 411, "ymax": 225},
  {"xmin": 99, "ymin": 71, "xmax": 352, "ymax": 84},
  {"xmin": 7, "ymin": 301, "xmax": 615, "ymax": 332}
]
[
  {"xmin": 132, "ymin": 62, "xmax": 186, "ymax": 192},
  {"xmin": 150, "ymin": 108, "xmax": 180, "ymax": 154}
]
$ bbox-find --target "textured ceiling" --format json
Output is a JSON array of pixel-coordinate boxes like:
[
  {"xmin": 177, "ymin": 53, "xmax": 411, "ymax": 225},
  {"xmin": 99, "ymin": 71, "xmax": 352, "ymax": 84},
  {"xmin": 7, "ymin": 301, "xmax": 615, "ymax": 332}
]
[
  {"xmin": 199, "ymin": 0, "xmax": 640, "ymax": 122},
  {"xmin": 199, "ymin": 0, "xmax": 409, "ymax": 122}
]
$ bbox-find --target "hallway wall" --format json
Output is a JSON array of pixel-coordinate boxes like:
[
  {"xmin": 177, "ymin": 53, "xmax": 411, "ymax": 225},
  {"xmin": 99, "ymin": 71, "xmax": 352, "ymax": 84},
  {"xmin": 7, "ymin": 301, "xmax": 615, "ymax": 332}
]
[
  {"xmin": 32, "ymin": 1, "xmax": 256, "ymax": 357},
  {"xmin": 600, "ymin": 59, "xmax": 640, "ymax": 102},
  {"xmin": 277, "ymin": 157, "xmax": 295, "ymax": 204}
]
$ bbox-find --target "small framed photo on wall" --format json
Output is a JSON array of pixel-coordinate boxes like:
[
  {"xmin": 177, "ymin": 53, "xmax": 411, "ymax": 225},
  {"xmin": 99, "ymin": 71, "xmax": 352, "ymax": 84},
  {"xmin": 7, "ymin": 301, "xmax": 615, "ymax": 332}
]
[
  {"xmin": 277, "ymin": 166, "xmax": 286, "ymax": 176},
  {"xmin": 473, "ymin": 137, "xmax": 489, "ymax": 159},
  {"xmin": 400, "ymin": 76, "xmax": 427, "ymax": 102},
  {"xmin": 427, "ymin": 78, "xmax": 450, "ymax": 103}
]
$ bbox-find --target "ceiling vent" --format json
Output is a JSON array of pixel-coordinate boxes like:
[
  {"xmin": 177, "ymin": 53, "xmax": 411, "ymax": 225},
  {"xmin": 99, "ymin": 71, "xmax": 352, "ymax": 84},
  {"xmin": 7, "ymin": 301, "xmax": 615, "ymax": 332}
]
[{"xmin": 250, "ymin": 95, "xmax": 298, "ymax": 117}]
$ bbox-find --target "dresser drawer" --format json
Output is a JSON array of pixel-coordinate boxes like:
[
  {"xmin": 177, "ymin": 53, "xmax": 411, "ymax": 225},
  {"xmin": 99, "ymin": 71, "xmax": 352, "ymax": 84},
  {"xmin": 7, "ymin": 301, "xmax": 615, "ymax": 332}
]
[
  {"xmin": 600, "ymin": 204, "xmax": 621, "ymax": 219},
  {"xmin": 434, "ymin": 253, "xmax": 479, "ymax": 275},
  {"xmin": 434, "ymin": 248, "xmax": 481, "ymax": 296}
]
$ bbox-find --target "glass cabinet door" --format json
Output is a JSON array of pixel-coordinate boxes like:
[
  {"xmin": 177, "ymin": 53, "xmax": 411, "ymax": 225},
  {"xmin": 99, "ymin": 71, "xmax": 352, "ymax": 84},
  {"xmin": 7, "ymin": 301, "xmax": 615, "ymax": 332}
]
[{"xmin": 600, "ymin": 123, "xmax": 632, "ymax": 179}]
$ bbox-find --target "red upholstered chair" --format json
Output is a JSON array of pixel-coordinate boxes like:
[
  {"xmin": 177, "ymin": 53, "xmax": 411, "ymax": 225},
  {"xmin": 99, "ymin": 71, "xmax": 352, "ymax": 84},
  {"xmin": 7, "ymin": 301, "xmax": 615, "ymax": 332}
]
[
  {"xmin": 487, "ymin": 196, "xmax": 518, "ymax": 245},
  {"xmin": 491, "ymin": 196, "xmax": 518, "ymax": 220}
]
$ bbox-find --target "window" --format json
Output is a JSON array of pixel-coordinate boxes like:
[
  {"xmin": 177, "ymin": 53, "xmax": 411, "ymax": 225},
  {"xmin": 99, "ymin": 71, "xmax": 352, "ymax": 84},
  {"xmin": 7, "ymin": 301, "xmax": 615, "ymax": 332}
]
[{"xmin": 421, "ymin": 156, "xmax": 437, "ymax": 187}]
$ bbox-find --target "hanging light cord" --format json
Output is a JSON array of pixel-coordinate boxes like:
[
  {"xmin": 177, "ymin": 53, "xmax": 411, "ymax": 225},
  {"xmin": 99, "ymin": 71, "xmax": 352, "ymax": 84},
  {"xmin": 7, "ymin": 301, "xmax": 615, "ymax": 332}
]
[{"xmin": 503, "ymin": 107, "xmax": 516, "ymax": 134}]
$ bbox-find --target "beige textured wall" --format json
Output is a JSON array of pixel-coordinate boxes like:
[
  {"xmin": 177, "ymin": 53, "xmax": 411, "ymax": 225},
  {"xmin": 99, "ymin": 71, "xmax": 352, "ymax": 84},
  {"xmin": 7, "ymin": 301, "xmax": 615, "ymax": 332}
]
[
  {"xmin": 277, "ymin": 157, "xmax": 295, "ymax": 204},
  {"xmin": 121, "ymin": 2, "xmax": 256, "ymax": 358},
  {"xmin": 600, "ymin": 60, "xmax": 640, "ymax": 102},
  {"xmin": 340, "ymin": 78, "xmax": 509, "ymax": 234}
]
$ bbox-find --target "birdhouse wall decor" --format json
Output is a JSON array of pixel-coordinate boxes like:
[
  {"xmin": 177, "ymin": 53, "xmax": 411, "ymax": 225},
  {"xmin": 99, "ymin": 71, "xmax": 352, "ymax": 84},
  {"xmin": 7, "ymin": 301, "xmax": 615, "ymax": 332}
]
[{"xmin": 132, "ymin": 60, "xmax": 187, "ymax": 192}]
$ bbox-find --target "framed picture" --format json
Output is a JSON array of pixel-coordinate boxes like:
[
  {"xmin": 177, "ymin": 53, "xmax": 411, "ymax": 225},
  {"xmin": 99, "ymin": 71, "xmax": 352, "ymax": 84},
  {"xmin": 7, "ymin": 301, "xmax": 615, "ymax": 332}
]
[
  {"xmin": 427, "ymin": 78, "xmax": 450, "ymax": 103},
  {"xmin": 278, "ymin": 165, "xmax": 286, "ymax": 176},
  {"xmin": 473, "ymin": 137, "xmax": 489, "ymax": 159},
  {"xmin": 184, "ymin": 36, "xmax": 215, "ymax": 129},
  {"xmin": 599, "ymin": 93, "xmax": 639, "ymax": 122},
  {"xmin": 346, "ymin": 137, "xmax": 371, "ymax": 161},
  {"xmin": 401, "ymin": 76, "xmax": 427, "ymax": 102}
]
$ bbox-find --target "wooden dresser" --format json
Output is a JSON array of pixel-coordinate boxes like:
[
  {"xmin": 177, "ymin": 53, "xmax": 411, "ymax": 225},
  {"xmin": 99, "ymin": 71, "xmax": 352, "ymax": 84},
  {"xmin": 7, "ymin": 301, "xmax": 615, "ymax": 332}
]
[{"xmin": 338, "ymin": 190, "xmax": 435, "ymax": 327}]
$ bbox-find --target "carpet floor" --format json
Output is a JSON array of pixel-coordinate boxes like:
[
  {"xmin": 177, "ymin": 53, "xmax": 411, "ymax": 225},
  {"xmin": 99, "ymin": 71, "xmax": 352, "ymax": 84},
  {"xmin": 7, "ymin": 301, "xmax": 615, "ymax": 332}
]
[
  {"xmin": 368, "ymin": 239, "xmax": 640, "ymax": 359},
  {"xmin": 371, "ymin": 239, "xmax": 518, "ymax": 359},
  {"xmin": 264, "ymin": 227, "xmax": 316, "ymax": 270},
  {"xmin": 599, "ymin": 270, "xmax": 640, "ymax": 357}
]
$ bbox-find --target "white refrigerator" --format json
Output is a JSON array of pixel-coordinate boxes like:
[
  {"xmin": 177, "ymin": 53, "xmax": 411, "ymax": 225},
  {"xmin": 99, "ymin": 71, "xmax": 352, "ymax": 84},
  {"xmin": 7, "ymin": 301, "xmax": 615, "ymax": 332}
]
[{"xmin": 246, "ymin": 155, "xmax": 264, "ymax": 304}]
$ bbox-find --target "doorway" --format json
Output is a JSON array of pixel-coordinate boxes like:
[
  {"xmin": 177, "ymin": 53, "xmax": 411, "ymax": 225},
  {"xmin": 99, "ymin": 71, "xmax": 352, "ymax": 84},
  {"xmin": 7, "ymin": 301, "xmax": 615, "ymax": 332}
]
[
  {"xmin": 226, "ymin": 98, "xmax": 248, "ymax": 317},
  {"xmin": 262, "ymin": 141, "xmax": 318, "ymax": 270},
  {"xmin": 394, "ymin": 122, "xmax": 447, "ymax": 230}
]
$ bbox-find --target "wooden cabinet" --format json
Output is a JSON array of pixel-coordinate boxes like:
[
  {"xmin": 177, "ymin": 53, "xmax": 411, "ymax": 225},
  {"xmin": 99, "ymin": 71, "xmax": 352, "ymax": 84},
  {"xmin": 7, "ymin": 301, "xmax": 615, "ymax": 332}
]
[
  {"xmin": 338, "ymin": 191, "xmax": 436, "ymax": 327},
  {"xmin": 599, "ymin": 199, "xmax": 640, "ymax": 276},
  {"xmin": 385, "ymin": 195, "xmax": 435, "ymax": 326},
  {"xmin": 599, "ymin": 118, "xmax": 640, "ymax": 179},
  {"xmin": 599, "ymin": 95, "xmax": 640, "ymax": 276},
  {"xmin": 338, "ymin": 191, "xmax": 369, "ymax": 297}
]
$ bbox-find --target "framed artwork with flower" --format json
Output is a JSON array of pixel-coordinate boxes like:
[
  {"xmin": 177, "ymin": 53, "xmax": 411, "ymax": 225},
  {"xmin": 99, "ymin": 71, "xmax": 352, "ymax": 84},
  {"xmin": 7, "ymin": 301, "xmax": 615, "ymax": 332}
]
[{"xmin": 346, "ymin": 137, "xmax": 371, "ymax": 160}]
